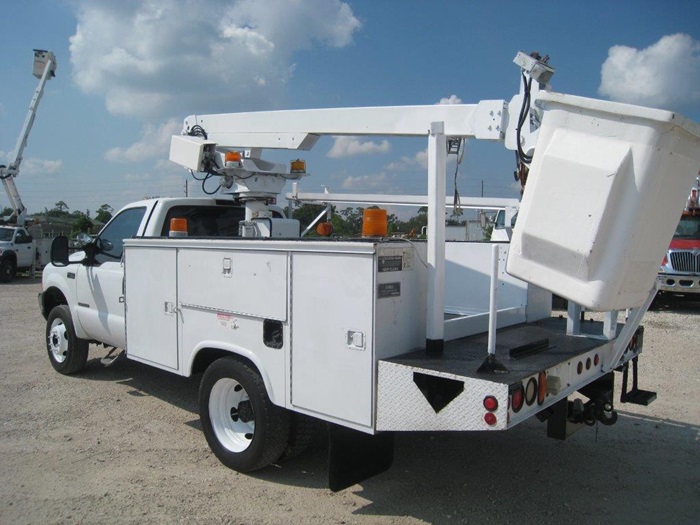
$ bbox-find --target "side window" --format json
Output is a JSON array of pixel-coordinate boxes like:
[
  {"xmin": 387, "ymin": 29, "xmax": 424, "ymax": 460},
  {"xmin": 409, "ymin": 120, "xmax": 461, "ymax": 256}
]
[
  {"xmin": 159, "ymin": 205, "xmax": 246, "ymax": 237},
  {"xmin": 96, "ymin": 207, "xmax": 147, "ymax": 264}
]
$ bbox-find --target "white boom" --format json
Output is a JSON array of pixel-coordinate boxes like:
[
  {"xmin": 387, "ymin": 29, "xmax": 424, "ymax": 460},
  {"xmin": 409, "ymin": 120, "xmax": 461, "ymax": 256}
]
[{"xmin": 0, "ymin": 50, "xmax": 57, "ymax": 225}]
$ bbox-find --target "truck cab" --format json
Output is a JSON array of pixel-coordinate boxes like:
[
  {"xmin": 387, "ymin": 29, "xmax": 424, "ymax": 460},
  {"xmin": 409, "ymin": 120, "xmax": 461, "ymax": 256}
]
[
  {"xmin": 40, "ymin": 197, "xmax": 254, "ymax": 348},
  {"xmin": 657, "ymin": 210, "xmax": 700, "ymax": 296}
]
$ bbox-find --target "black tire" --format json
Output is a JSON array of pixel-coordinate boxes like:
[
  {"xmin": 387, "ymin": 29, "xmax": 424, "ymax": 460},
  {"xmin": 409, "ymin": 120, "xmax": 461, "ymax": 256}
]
[
  {"xmin": 199, "ymin": 357, "xmax": 290, "ymax": 472},
  {"xmin": 46, "ymin": 305, "xmax": 89, "ymax": 374},
  {"xmin": 280, "ymin": 412, "xmax": 324, "ymax": 461},
  {"xmin": 0, "ymin": 258, "xmax": 16, "ymax": 283}
]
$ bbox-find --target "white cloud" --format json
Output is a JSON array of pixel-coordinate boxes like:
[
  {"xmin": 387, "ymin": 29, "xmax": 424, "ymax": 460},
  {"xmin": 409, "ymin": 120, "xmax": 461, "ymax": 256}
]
[
  {"xmin": 327, "ymin": 136, "xmax": 390, "ymax": 158},
  {"xmin": 0, "ymin": 151, "xmax": 62, "ymax": 175},
  {"xmin": 386, "ymin": 149, "xmax": 429, "ymax": 171},
  {"xmin": 599, "ymin": 33, "xmax": 700, "ymax": 109},
  {"xmin": 438, "ymin": 95, "xmax": 462, "ymax": 105},
  {"xmin": 69, "ymin": 0, "xmax": 361, "ymax": 118},
  {"xmin": 341, "ymin": 172, "xmax": 393, "ymax": 191},
  {"xmin": 105, "ymin": 118, "xmax": 181, "ymax": 163},
  {"xmin": 21, "ymin": 158, "xmax": 63, "ymax": 175}
]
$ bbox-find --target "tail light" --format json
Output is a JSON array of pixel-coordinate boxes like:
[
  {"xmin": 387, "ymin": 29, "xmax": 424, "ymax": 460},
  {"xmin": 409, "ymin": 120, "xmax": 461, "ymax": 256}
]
[
  {"xmin": 483, "ymin": 396, "xmax": 498, "ymax": 412},
  {"xmin": 525, "ymin": 378, "xmax": 537, "ymax": 406},
  {"xmin": 510, "ymin": 383, "xmax": 524, "ymax": 413}
]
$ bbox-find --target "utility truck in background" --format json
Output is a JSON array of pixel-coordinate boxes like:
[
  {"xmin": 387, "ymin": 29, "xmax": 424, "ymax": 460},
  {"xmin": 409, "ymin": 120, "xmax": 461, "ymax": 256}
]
[
  {"xmin": 0, "ymin": 50, "xmax": 57, "ymax": 282},
  {"xmin": 657, "ymin": 176, "xmax": 700, "ymax": 297},
  {"xmin": 40, "ymin": 52, "xmax": 700, "ymax": 491}
]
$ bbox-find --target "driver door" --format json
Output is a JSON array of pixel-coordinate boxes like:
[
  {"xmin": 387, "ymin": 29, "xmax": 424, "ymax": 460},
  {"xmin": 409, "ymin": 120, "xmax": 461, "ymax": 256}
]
[{"xmin": 75, "ymin": 206, "xmax": 147, "ymax": 349}]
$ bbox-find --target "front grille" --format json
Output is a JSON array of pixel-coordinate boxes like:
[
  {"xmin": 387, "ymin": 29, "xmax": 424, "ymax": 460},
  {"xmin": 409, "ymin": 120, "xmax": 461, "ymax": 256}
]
[{"xmin": 670, "ymin": 251, "xmax": 700, "ymax": 273}]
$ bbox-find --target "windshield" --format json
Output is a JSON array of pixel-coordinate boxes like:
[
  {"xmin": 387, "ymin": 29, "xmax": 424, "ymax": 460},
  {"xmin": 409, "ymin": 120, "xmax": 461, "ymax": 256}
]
[
  {"xmin": 0, "ymin": 228, "xmax": 14, "ymax": 241},
  {"xmin": 674, "ymin": 215, "xmax": 700, "ymax": 239}
]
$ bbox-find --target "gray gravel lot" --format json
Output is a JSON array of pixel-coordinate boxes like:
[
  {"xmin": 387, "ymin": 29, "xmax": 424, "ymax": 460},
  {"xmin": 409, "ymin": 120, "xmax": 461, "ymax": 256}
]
[{"xmin": 1, "ymin": 277, "xmax": 699, "ymax": 524}]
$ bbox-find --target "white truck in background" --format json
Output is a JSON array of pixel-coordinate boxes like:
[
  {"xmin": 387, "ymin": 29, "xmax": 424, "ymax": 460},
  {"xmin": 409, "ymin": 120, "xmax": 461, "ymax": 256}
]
[
  {"xmin": 39, "ymin": 52, "xmax": 700, "ymax": 491},
  {"xmin": 0, "ymin": 50, "xmax": 57, "ymax": 282},
  {"xmin": 657, "ymin": 176, "xmax": 700, "ymax": 298}
]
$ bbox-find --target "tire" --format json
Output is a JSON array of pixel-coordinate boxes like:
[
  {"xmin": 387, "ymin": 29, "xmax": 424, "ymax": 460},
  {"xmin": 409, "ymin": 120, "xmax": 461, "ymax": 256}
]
[
  {"xmin": 46, "ymin": 305, "xmax": 89, "ymax": 374},
  {"xmin": 280, "ymin": 412, "xmax": 324, "ymax": 461},
  {"xmin": 199, "ymin": 357, "xmax": 290, "ymax": 472},
  {"xmin": 0, "ymin": 258, "xmax": 16, "ymax": 283}
]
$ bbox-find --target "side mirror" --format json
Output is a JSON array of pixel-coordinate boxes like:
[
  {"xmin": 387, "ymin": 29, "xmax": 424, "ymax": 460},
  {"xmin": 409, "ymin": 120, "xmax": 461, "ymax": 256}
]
[
  {"xmin": 100, "ymin": 238, "xmax": 114, "ymax": 251},
  {"xmin": 50, "ymin": 236, "xmax": 70, "ymax": 267}
]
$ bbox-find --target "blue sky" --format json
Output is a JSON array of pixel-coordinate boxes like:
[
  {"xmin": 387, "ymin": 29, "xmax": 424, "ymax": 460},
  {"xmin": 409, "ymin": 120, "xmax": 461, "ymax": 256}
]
[{"xmin": 1, "ymin": 0, "xmax": 699, "ymax": 218}]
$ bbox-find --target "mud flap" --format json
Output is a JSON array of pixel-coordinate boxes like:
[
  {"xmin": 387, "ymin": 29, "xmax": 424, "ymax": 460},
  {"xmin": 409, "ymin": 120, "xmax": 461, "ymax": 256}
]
[{"xmin": 328, "ymin": 424, "xmax": 394, "ymax": 492}]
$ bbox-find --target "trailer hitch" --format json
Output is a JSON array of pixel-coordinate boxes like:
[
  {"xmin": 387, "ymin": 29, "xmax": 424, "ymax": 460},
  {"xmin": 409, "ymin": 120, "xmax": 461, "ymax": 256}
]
[
  {"xmin": 568, "ymin": 398, "xmax": 617, "ymax": 426},
  {"xmin": 545, "ymin": 372, "xmax": 618, "ymax": 440}
]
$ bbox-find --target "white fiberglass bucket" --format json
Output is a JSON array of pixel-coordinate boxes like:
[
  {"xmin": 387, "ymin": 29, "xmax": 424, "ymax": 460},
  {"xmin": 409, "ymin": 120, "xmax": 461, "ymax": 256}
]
[{"xmin": 507, "ymin": 92, "xmax": 700, "ymax": 311}]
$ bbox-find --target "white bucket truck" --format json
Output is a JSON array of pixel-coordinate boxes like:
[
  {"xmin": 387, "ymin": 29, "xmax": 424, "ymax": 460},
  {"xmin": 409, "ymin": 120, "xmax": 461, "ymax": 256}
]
[
  {"xmin": 40, "ymin": 53, "xmax": 700, "ymax": 491},
  {"xmin": 1, "ymin": 50, "xmax": 58, "ymax": 282}
]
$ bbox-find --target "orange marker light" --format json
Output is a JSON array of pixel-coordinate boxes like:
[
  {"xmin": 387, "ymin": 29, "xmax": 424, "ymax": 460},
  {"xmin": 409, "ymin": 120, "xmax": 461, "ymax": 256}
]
[
  {"xmin": 362, "ymin": 208, "xmax": 388, "ymax": 237},
  {"xmin": 225, "ymin": 151, "xmax": 242, "ymax": 163},
  {"xmin": 316, "ymin": 222, "xmax": 333, "ymax": 236},
  {"xmin": 169, "ymin": 217, "xmax": 188, "ymax": 237},
  {"xmin": 290, "ymin": 159, "xmax": 306, "ymax": 173}
]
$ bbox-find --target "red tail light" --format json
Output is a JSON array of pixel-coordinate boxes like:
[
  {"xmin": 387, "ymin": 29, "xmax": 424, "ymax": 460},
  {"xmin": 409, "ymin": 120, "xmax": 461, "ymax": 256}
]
[
  {"xmin": 483, "ymin": 396, "xmax": 498, "ymax": 412},
  {"xmin": 510, "ymin": 383, "xmax": 524, "ymax": 413}
]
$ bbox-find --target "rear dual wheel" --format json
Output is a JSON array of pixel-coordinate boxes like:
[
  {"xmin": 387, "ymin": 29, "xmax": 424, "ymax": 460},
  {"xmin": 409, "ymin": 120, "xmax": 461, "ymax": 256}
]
[{"xmin": 199, "ymin": 357, "xmax": 290, "ymax": 472}]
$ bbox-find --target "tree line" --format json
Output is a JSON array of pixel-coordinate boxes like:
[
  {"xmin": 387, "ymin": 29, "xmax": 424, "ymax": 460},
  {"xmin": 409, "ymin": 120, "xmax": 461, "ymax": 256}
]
[
  {"xmin": 1, "ymin": 201, "xmax": 114, "ymax": 235},
  {"xmin": 293, "ymin": 204, "xmax": 429, "ymax": 237}
]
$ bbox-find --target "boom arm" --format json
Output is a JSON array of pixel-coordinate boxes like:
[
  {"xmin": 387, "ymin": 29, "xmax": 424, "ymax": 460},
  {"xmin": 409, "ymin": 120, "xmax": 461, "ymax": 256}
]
[{"xmin": 0, "ymin": 50, "xmax": 57, "ymax": 224}]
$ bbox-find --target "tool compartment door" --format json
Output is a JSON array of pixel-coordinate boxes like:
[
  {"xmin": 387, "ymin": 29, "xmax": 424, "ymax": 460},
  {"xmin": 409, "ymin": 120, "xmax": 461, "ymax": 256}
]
[
  {"xmin": 124, "ymin": 247, "xmax": 179, "ymax": 371},
  {"xmin": 291, "ymin": 251, "xmax": 374, "ymax": 429}
]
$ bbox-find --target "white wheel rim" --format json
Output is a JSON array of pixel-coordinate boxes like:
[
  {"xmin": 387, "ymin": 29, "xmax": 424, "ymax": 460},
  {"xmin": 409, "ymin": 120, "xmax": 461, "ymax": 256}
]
[
  {"xmin": 209, "ymin": 377, "xmax": 255, "ymax": 453},
  {"xmin": 48, "ymin": 318, "xmax": 68, "ymax": 363}
]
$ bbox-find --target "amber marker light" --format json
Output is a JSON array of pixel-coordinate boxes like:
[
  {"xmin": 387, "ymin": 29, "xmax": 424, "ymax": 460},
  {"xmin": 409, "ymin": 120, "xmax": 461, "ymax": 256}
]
[
  {"xmin": 225, "ymin": 151, "xmax": 242, "ymax": 163},
  {"xmin": 290, "ymin": 159, "xmax": 306, "ymax": 173}
]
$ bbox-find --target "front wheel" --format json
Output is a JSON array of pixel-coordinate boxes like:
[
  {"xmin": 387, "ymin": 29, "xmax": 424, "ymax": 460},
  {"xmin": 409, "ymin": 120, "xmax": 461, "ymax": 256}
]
[
  {"xmin": 46, "ymin": 305, "xmax": 89, "ymax": 374},
  {"xmin": 200, "ymin": 357, "xmax": 290, "ymax": 472}
]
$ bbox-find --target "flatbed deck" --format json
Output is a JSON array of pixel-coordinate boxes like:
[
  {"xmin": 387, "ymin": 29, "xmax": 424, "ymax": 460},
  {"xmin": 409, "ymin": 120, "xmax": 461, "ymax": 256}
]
[{"xmin": 384, "ymin": 316, "xmax": 613, "ymax": 385}]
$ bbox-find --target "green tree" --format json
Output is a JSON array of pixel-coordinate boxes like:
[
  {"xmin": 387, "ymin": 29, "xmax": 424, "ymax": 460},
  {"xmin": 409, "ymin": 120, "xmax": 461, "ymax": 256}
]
[
  {"xmin": 71, "ymin": 215, "xmax": 94, "ymax": 236},
  {"xmin": 54, "ymin": 200, "xmax": 69, "ymax": 213},
  {"xmin": 95, "ymin": 204, "xmax": 113, "ymax": 223}
]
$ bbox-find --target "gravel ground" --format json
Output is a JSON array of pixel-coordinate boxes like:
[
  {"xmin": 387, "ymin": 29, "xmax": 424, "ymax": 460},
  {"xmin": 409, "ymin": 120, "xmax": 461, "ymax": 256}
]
[{"xmin": 1, "ymin": 277, "xmax": 699, "ymax": 525}]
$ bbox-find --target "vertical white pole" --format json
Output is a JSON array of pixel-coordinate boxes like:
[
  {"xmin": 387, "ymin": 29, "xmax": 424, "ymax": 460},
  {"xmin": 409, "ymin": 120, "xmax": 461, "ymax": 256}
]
[
  {"xmin": 567, "ymin": 302, "xmax": 582, "ymax": 336},
  {"xmin": 487, "ymin": 244, "xmax": 499, "ymax": 355},
  {"xmin": 426, "ymin": 122, "xmax": 446, "ymax": 355}
]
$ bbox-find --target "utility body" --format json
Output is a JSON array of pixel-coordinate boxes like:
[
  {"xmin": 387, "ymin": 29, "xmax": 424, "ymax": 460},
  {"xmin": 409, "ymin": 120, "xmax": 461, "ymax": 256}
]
[{"xmin": 40, "ymin": 52, "xmax": 700, "ymax": 491}]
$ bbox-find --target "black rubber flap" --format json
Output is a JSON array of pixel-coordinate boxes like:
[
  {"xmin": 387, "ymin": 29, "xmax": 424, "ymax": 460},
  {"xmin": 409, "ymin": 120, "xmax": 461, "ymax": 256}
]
[{"xmin": 328, "ymin": 424, "xmax": 394, "ymax": 492}]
